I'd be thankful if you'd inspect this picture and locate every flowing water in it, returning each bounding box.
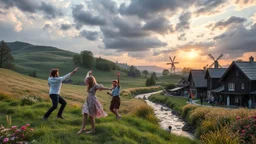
[135,91,195,139]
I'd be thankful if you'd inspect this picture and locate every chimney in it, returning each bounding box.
[249,56,254,63]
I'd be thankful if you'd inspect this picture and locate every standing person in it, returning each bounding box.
[107,72,121,120]
[200,95,203,106]
[211,96,215,107]
[42,67,79,120]
[77,70,110,134]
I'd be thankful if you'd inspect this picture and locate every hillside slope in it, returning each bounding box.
[0,69,195,144]
[7,41,147,88]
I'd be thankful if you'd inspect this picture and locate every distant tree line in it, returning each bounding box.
[73,50,120,71]
[127,65,141,77]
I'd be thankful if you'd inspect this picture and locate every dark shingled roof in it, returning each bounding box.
[234,61,256,80]
[189,70,207,88]
[205,68,227,79]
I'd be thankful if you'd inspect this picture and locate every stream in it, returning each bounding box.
[135,91,195,140]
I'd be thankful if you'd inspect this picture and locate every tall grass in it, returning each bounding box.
[133,105,158,124]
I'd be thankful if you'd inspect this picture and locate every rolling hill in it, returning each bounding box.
[6,41,148,88]
[0,69,195,144]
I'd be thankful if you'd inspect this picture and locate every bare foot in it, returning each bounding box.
[86,130,95,134]
[77,129,86,135]
[117,115,122,121]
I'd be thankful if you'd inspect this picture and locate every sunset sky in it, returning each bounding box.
[0,0,256,70]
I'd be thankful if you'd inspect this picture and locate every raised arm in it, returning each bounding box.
[117,72,120,88]
[60,67,79,82]
[84,70,92,84]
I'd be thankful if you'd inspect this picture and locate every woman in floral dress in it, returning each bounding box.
[77,70,111,134]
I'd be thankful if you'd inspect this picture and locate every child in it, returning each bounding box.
[77,70,111,134]
[107,72,121,120]
[42,67,79,120]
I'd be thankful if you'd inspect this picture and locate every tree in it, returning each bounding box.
[127,65,141,77]
[142,70,149,78]
[162,69,170,75]
[29,70,37,78]
[145,75,156,86]
[80,50,95,68]
[152,72,157,80]
[73,54,81,64]
[181,67,192,74]
[0,41,14,69]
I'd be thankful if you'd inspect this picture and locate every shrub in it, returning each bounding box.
[21,96,41,106]
[181,104,199,119]
[201,126,240,144]
[133,105,158,124]
[231,116,256,143]
[188,107,211,126]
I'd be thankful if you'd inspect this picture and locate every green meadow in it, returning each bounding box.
[0,69,195,144]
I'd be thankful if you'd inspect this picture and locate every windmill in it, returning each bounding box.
[167,56,179,74]
[208,54,223,68]
[203,64,208,70]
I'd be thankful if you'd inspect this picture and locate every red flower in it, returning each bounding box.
[26,124,30,127]
[236,116,241,120]
[242,130,246,133]
[21,126,26,131]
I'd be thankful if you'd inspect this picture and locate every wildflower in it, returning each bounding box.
[21,134,24,138]
[242,130,246,133]
[21,126,26,131]
[26,124,30,127]
[236,116,241,120]
[11,126,17,129]
[10,137,15,141]
[3,138,9,143]
[30,128,34,131]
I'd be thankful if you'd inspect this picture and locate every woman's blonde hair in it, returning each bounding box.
[87,76,97,92]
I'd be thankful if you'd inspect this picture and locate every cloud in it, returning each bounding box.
[143,16,174,35]
[194,0,226,16]
[39,2,63,19]
[233,0,256,8]
[43,24,51,30]
[72,4,106,29]
[197,33,204,38]
[103,37,167,51]
[0,0,63,19]
[60,23,72,30]
[177,33,186,41]
[177,41,215,52]
[176,12,191,31]
[98,0,118,14]
[79,30,100,41]
[0,0,39,13]
[119,0,192,19]
[208,16,247,30]
[213,24,256,58]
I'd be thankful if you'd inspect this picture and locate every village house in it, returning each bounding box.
[220,56,256,108]
[204,68,227,104]
[168,76,189,96]
[188,70,207,98]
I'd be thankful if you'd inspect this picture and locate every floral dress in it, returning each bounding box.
[82,77,107,118]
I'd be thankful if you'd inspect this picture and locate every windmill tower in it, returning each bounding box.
[167,56,179,74]
[208,54,223,68]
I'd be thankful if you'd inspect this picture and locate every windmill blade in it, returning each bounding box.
[169,56,173,62]
[209,62,214,68]
[174,62,179,64]
[205,64,209,68]
[173,56,176,62]
[218,64,223,68]
[208,54,215,61]
[216,54,224,61]
[167,63,172,65]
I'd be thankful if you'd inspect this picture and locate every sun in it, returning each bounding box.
[188,49,198,59]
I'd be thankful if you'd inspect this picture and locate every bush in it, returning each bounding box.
[188,107,211,126]
[231,116,256,143]
[181,104,199,119]
[201,126,240,144]
[133,105,158,124]
[21,96,41,106]
[164,83,176,90]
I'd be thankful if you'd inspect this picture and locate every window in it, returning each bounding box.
[236,70,239,76]
[228,83,235,91]
[235,96,239,103]
[241,83,244,90]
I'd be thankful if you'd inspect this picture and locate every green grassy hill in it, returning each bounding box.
[7,41,148,88]
[0,69,195,144]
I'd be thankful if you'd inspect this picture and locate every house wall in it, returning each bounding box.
[223,66,249,93]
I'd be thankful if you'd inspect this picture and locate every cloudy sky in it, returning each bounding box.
[0,0,256,69]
